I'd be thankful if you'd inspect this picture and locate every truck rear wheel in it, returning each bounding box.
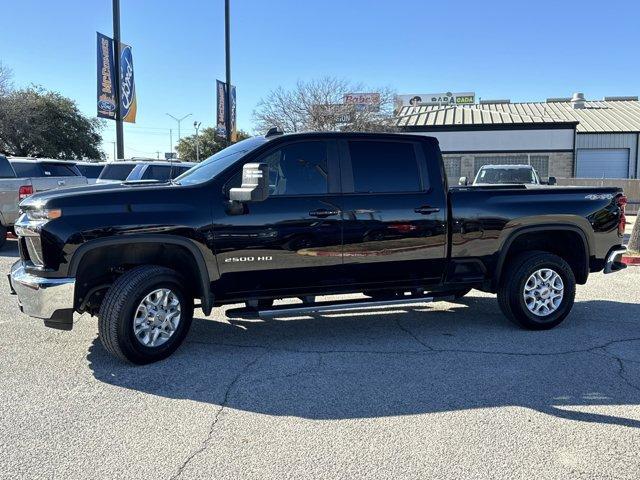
[98,266,194,364]
[497,251,576,330]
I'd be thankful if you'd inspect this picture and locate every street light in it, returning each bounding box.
[193,121,202,162]
[166,113,192,144]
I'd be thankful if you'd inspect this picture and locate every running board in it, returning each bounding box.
[226,294,453,319]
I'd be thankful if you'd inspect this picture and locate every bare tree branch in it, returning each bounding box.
[0,62,13,95]
[253,77,397,134]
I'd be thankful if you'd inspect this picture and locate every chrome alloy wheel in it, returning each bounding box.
[133,288,182,347]
[523,268,564,317]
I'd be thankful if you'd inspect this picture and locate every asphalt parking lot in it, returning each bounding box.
[0,239,639,480]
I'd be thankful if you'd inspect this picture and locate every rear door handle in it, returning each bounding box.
[414,206,440,215]
[309,209,340,218]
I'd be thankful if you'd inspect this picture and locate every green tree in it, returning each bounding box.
[176,127,250,161]
[0,86,104,159]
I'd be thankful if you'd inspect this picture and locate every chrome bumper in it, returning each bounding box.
[604,246,627,274]
[8,261,75,329]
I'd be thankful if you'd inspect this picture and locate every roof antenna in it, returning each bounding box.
[265,127,284,138]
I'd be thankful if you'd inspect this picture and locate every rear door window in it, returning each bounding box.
[40,163,81,177]
[172,166,193,178]
[141,165,172,181]
[77,164,105,178]
[10,162,42,177]
[0,156,16,178]
[347,140,423,193]
[99,164,136,181]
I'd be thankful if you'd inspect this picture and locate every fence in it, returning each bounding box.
[557,178,640,214]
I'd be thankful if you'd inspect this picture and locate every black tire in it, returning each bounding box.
[98,266,194,364]
[0,224,6,249]
[498,251,576,330]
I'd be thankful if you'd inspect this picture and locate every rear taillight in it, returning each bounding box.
[617,194,627,236]
[18,185,33,201]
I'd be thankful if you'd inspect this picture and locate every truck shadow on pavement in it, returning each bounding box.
[87,296,640,428]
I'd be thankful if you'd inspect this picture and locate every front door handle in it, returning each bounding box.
[414,206,440,215]
[309,209,340,218]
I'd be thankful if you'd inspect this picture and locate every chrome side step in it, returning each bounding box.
[225,294,448,319]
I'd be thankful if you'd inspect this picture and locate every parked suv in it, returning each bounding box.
[126,161,196,182]
[8,132,628,364]
[97,161,195,184]
[74,162,106,184]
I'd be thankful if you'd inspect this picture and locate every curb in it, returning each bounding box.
[622,255,640,266]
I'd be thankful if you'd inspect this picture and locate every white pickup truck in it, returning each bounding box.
[0,155,87,248]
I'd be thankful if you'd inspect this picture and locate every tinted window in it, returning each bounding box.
[0,156,16,178]
[77,164,105,178]
[10,162,41,177]
[172,166,193,178]
[142,165,172,181]
[348,141,421,193]
[258,141,328,196]
[99,164,136,180]
[40,163,80,177]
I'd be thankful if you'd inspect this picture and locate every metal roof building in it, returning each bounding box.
[396,95,640,180]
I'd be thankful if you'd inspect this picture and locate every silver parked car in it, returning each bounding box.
[126,161,196,182]
[74,162,106,184]
[97,161,195,184]
[0,156,88,248]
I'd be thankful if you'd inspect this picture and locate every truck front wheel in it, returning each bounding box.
[98,266,194,364]
[497,251,576,330]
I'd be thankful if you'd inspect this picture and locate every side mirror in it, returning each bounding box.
[548,176,557,186]
[458,176,468,186]
[229,163,270,202]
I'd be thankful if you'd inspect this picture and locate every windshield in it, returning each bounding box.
[175,137,267,185]
[99,164,136,181]
[475,167,535,184]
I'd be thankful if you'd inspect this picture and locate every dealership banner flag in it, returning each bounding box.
[119,43,137,123]
[96,33,137,123]
[216,80,236,138]
[96,32,117,119]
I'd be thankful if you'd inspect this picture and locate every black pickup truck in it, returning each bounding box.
[8,131,628,364]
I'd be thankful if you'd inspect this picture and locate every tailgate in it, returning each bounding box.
[31,176,88,192]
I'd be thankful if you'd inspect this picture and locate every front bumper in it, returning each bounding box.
[8,261,75,330]
[604,246,627,274]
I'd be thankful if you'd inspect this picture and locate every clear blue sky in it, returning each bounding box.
[1,0,639,160]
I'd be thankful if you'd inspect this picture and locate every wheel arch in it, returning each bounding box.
[69,235,212,315]
[493,224,591,289]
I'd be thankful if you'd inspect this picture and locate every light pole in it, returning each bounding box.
[112,0,124,160]
[166,113,192,144]
[193,121,202,162]
[224,0,232,146]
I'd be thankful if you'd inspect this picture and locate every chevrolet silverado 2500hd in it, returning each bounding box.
[8,131,628,364]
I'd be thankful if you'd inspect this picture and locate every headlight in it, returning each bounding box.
[26,209,62,221]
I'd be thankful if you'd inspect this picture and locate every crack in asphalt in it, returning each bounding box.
[393,318,435,351]
[169,350,268,480]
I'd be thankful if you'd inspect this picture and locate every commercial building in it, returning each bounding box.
[395,94,640,181]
